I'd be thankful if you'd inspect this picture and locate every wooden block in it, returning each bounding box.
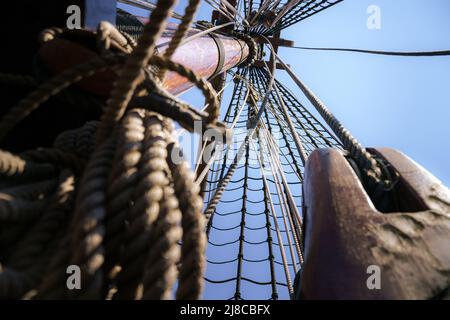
[296,148,450,299]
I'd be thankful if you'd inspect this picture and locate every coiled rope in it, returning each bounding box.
[0,0,218,300]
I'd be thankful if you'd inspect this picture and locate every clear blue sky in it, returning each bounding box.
[119,0,450,299]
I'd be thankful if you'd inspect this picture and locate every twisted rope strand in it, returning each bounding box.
[167,142,206,300]
[141,185,182,299]
[104,109,145,287]
[96,0,178,144]
[69,138,116,299]
[113,114,169,299]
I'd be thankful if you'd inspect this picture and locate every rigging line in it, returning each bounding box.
[234,140,250,300]
[267,0,344,35]
[205,145,225,192]
[206,257,238,265]
[251,69,304,182]
[205,165,248,181]
[230,87,251,130]
[195,144,222,185]
[207,75,250,200]
[241,277,284,286]
[262,156,278,300]
[289,46,450,57]
[206,176,247,184]
[179,21,235,47]
[219,195,247,203]
[210,236,295,247]
[208,238,240,246]
[240,0,248,19]
[249,139,293,295]
[118,0,184,20]
[173,72,236,139]
[211,0,252,26]
[211,224,241,231]
[215,209,266,216]
[204,277,287,287]
[256,109,302,161]
[204,160,245,173]
[246,225,267,231]
[210,69,249,195]
[209,0,233,16]
[203,48,278,225]
[245,238,270,245]
[263,94,306,163]
[195,139,209,173]
[268,0,283,11]
[205,277,236,283]
[269,0,302,27]
[275,53,389,187]
[256,118,304,264]
[246,211,266,216]
[249,0,272,25]
[257,75,328,237]
[204,0,237,24]
[204,70,248,225]
[271,76,341,148]
[255,134,299,273]
[226,70,260,97]
[260,122,305,240]
[270,68,308,165]
[266,103,315,158]
[274,260,298,267]
[256,127,303,265]
[257,113,305,250]
[214,208,242,215]
[269,100,323,150]
[213,69,247,161]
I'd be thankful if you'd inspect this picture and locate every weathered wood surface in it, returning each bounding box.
[297,148,450,300]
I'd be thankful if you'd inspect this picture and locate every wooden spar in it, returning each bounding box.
[157,25,249,95]
[296,147,450,299]
[38,25,249,97]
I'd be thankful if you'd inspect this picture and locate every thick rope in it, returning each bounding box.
[141,184,182,299]
[113,113,175,299]
[0,170,74,298]
[0,150,55,178]
[0,0,222,300]
[167,142,206,300]
[0,54,123,142]
[157,0,202,80]
[276,55,391,188]
[96,0,178,144]
[103,109,145,288]
[69,138,116,299]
